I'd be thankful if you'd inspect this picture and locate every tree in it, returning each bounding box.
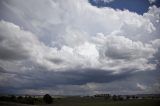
[43,94,53,104]
[112,95,117,101]
[105,94,111,100]
[117,95,123,101]
[9,95,16,102]
[126,96,130,100]
[25,96,34,104]
[17,96,23,103]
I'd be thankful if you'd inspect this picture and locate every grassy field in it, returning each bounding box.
[51,97,160,106]
[1,97,160,106]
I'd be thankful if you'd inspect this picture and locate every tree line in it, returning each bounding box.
[0,94,53,105]
[0,93,159,105]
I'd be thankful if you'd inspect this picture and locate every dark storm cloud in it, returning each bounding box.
[0,68,131,90]
[30,69,129,86]
[46,69,130,85]
[1,67,160,95]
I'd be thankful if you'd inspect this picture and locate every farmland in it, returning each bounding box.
[0,96,160,106]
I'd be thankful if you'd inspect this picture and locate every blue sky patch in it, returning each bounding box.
[89,0,160,14]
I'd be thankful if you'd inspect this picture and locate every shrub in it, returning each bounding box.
[43,94,53,104]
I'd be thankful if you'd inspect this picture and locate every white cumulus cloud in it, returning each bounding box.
[0,0,160,73]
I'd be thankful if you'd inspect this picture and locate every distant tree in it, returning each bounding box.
[9,95,16,102]
[17,96,23,100]
[132,95,136,99]
[105,94,111,100]
[117,95,123,101]
[0,96,8,101]
[17,96,23,103]
[43,94,53,104]
[126,96,130,100]
[24,96,34,104]
[112,95,117,101]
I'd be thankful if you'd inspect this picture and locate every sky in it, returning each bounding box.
[90,0,160,14]
[0,0,160,95]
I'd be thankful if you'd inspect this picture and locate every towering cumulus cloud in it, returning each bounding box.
[0,0,160,95]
